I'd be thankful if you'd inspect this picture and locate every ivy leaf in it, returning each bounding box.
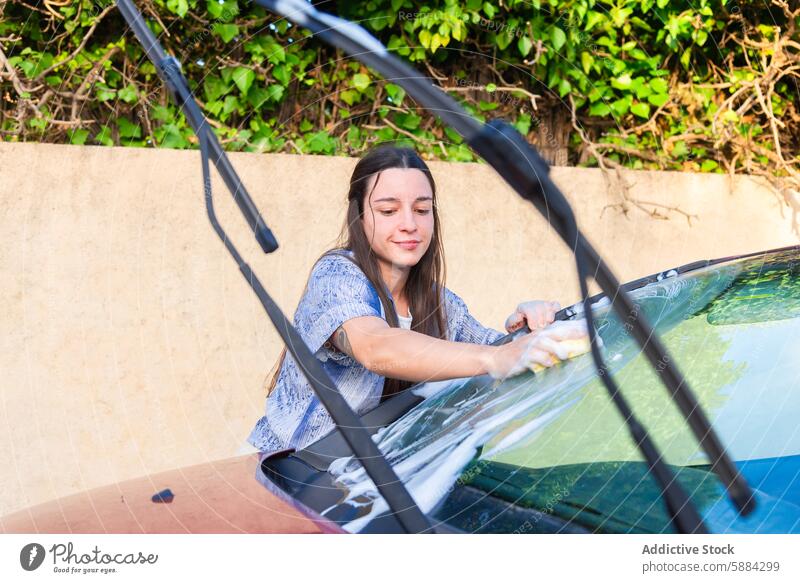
[213,24,239,43]
[631,102,651,118]
[232,67,255,95]
[117,117,142,139]
[581,52,594,74]
[680,46,692,69]
[150,105,170,122]
[95,86,116,102]
[512,113,531,135]
[611,96,632,116]
[352,73,371,92]
[630,16,654,32]
[117,84,138,104]
[451,20,465,42]
[496,29,513,51]
[585,11,604,31]
[339,89,358,106]
[589,102,612,116]
[26,52,54,77]
[694,29,708,46]
[721,110,739,123]
[419,29,432,49]
[94,126,114,146]
[518,36,533,57]
[670,140,688,158]
[207,0,239,21]
[430,33,443,53]
[28,117,47,132]
[388,34,411,56]
[647,93,669,107]
[204,75,232,102]
[558,78,571,98]
[306,131,337,154]
[159,124,189,149]
[587,86,605,103]
[444,126,463,144]
[247,87,271,109]
[266,42,286,65]
[222,95,240,118]
[69,128,89,145]
[633,79,652,99]
[166,0,189,18]
[648,78,669,94]
[346,125,362,146]
[611,74,633,90]
[551,27,567,51]
[272,65,291,86]
[265,84,285,102]
[385,83,406,105]
[394,112,422,130]
[610,6,633,28]
[701,159,719,172]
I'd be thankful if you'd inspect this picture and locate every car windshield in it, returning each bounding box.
[321,247,800,533]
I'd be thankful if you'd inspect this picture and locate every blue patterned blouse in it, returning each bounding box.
[246,249,504,454]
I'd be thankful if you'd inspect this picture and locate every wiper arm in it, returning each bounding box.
[255,0,755,529]
[116,0,433,534]
[118,4,277,254]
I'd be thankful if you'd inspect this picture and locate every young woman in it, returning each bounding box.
[246,145,587,454]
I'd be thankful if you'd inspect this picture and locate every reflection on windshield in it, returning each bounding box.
[323,249,800,533]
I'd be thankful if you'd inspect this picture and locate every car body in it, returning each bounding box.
[3,245,799,534]
[0,452,337,534]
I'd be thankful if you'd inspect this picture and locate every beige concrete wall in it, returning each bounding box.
[0,141,796,517]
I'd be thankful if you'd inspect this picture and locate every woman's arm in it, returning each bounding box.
[331,316,587,383]
[332,317,489,381]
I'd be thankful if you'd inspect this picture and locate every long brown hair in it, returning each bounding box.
[265,144,448,401]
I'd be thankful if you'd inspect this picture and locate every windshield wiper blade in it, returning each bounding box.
[255,0,755,529]
[116,0,434,534]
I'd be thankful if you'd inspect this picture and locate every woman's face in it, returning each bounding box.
[361,167,435,273]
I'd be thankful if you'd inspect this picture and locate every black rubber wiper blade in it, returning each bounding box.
[115,0,433,534]
[255,0,755,529]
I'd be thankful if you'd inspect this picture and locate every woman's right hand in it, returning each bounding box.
[484,320,592,380]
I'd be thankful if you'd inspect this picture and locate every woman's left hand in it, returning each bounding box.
[504,300,561,333]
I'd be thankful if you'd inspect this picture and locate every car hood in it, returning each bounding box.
[1,454,336,534]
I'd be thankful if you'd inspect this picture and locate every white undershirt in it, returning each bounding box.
[397,308,413,330]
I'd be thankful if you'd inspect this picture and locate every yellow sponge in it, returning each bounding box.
[526,321,595,373]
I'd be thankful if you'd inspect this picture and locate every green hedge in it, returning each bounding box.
[1,1,798,184]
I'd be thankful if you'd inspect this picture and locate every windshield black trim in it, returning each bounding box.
[567,244,800,320]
